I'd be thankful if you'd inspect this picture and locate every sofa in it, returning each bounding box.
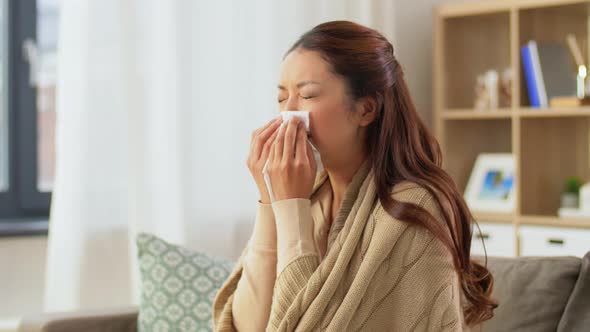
[18,251,590,332]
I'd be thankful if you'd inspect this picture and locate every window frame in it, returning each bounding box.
[0,0,50,232]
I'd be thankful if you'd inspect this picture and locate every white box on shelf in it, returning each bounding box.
[471,222,516,257]
[580,182,590,210]
[558,207,590,218]
[520,225,590,257]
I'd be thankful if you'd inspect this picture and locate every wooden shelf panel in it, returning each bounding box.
[437,0,587,18]
[520,117,590,216]
[519,215,590,229]
[517,107,590,117]
[442,119,512,193]
[473,212,514,223]
[443,109,513,119]
[437,2,510,18]
[443,12,511,109]
[442,107,590,118]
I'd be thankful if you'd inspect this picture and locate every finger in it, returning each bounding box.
[268,138,275,170]
[253,117,282,160]
[295,122,308,164]
[261,128,279,162]
[282,117,299,162]
[261,116,281,132]
[275,121,286,162]
[250,117,282,149]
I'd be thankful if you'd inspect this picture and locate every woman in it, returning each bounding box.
[213,20,497,331]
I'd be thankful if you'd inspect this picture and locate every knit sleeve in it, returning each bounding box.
[267,198,320,330]
[271,198,318,273]
[213,201,278,332]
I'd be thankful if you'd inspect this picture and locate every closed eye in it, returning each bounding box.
[278,95,314,103]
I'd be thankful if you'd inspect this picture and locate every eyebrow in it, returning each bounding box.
[277,80,321,90]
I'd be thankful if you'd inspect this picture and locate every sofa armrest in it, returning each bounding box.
[558,251,590,332]
[18,307,138,332]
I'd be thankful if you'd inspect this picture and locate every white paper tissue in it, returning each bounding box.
[262,111,323,202]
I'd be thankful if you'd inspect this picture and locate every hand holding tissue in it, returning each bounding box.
[262,111,323,202]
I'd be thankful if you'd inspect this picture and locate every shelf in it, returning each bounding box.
[443,109,512,119]
[442,119,512,193]
[443,11,511,109]
[519,2,589,107]
[435,0,590,249]
[520,117,590,216]
[473,212,514,223]
[519,215,590,229]
[517,107,590,117]
[437,0,586,18]
[442,108,590,119]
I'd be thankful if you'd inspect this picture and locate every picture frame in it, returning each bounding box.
[464,153,515,213]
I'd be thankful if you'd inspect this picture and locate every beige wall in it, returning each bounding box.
[0,236,47,318]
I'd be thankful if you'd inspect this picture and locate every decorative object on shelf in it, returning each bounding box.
[474,70,497,110]
[558,178,590,218]
[561,176,582,208]
[474,68,512,111]
[499,68,512,108]
[521,40,577,108]
[550,34,590,107]
[558,206,590,218]
[464,153,515,213]
[566,34,586,99]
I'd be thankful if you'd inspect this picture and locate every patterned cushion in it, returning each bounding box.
[136,233,235,332]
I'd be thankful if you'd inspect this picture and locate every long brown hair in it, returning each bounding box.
[286,20,497,326]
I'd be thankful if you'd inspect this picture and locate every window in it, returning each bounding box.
[0,1,7,192]
[36,0,58,192]
[0,0,59,227]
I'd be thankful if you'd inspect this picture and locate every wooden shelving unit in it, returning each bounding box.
[433,0,590,232]
[519,215,590,228]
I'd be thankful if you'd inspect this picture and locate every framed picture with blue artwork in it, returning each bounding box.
[464,153,515,213]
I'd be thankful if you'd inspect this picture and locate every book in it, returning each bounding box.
[521,41,546,107]
[521,40,577,108]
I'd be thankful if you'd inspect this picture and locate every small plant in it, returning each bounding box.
[564,176,583,194]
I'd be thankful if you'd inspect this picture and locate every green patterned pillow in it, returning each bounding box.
[136,232,235,332]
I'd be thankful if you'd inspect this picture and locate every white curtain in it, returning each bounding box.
[44,0,396,312]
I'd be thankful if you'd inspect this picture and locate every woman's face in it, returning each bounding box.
[277,48,368,168]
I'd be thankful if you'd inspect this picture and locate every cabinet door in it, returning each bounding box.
[471,222,516,257]
[520,225,590,257]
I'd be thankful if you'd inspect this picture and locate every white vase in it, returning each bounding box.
[561,192,579,209]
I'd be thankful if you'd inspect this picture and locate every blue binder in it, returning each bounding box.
[521,41,548,108]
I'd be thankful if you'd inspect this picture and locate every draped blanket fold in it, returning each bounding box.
[214,160,466,331]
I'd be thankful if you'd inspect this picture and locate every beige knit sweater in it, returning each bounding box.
[213,158,466,331]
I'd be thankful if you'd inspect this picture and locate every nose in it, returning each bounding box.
[283,95,300,112]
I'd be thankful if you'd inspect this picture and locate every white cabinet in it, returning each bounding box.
[520,225,590,257]
[471,222,516,257]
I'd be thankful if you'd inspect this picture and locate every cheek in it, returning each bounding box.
[308,106,352,147]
